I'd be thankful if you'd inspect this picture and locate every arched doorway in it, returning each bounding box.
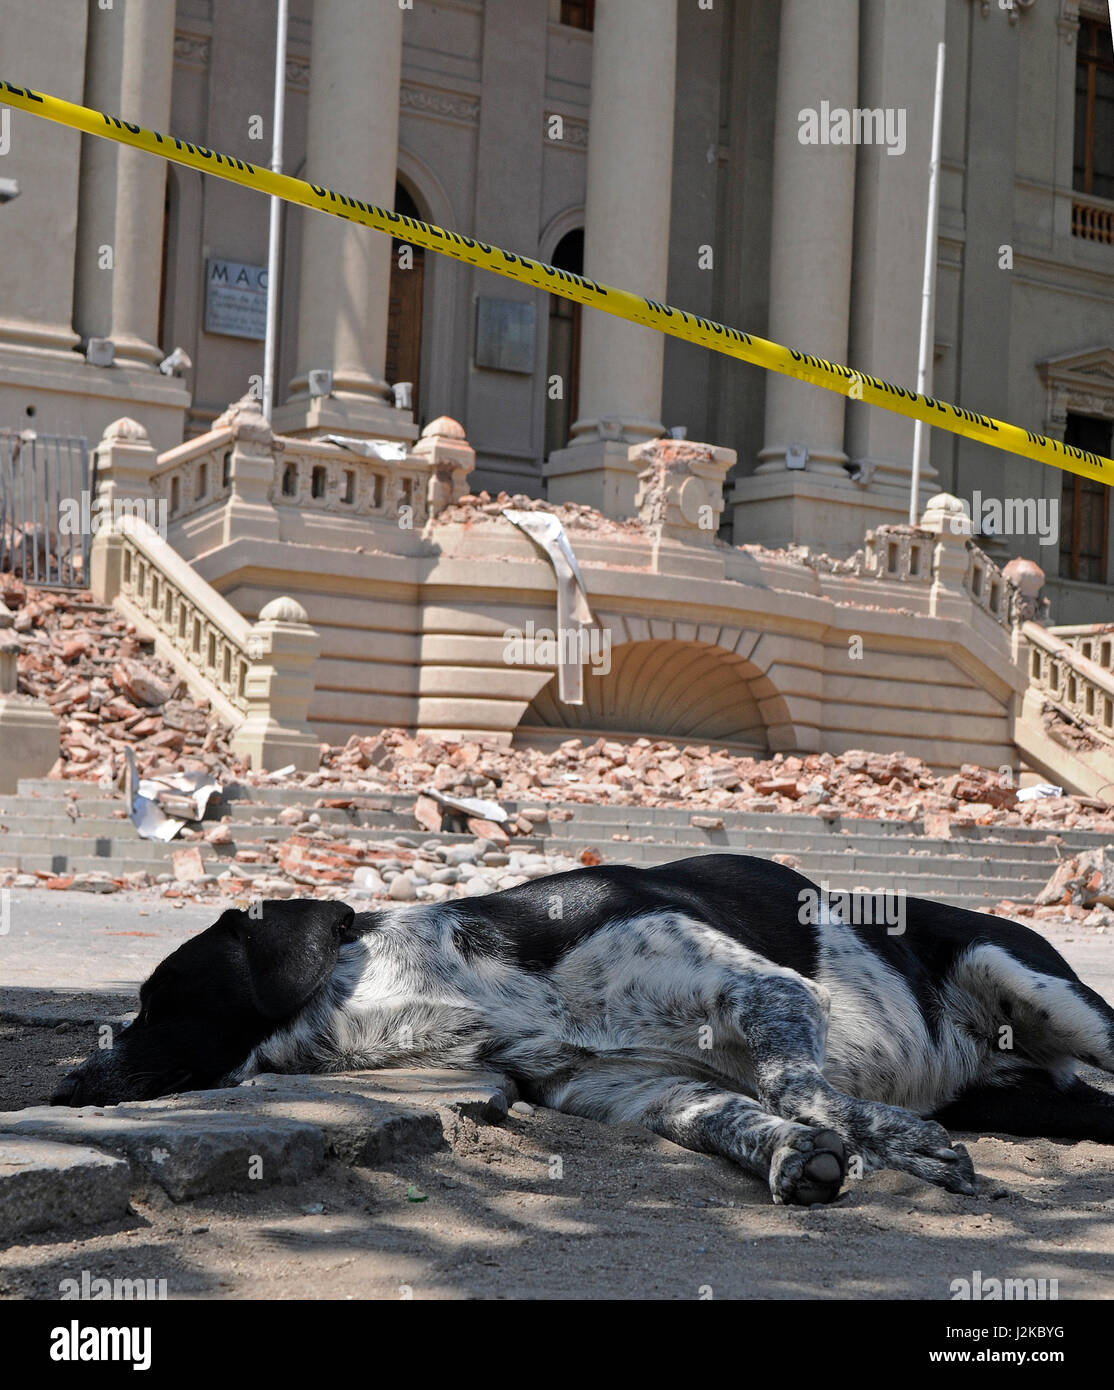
[544,228,584,461]
[517,638,769,752]
[386,180,425,419]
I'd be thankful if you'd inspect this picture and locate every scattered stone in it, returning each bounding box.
[0,1105,324,1202]
[0,1136,131,1240]
[413,794,443,834]
[171,846,206,883]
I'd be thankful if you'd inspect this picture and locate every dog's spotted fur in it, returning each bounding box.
[53,855,1114,1204]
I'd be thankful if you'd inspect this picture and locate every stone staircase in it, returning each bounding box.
[2,778,1110,912]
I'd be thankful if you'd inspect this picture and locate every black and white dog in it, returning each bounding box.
[53,855,1114,1205]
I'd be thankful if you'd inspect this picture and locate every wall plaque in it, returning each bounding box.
[205,258,268,340]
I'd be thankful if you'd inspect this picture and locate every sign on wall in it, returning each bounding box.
[204,258,268,340]
[474,297,536,374]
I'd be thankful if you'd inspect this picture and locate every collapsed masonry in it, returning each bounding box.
[1,403,1113,918]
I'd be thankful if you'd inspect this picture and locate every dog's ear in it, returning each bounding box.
[223,900,356,1020]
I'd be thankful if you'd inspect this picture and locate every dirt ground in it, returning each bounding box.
[2,1006,1114,1300]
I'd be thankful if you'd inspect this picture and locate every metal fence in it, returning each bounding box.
[0,431,91,588]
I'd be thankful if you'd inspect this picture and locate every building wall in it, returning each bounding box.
[0,0,1111,621]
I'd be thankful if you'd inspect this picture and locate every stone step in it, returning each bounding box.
[0,807,1072,864]
[0,816,1060,872]
[12,778,1114,843]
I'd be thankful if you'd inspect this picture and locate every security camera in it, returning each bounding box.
[85,337,115,368]
[308,368,334,399]
[0,178,19,204]
[158,346,192,377]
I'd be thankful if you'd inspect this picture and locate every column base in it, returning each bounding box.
[0,696,60,793]
[0,344,189,456]
[230,718,322,774]
[272,393,418,445]
[731,469,931,557]
[544,439,646,517]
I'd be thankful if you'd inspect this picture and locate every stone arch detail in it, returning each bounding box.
[515,615,789,750]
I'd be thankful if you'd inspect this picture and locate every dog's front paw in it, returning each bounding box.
[863,1115,979,1196]
[769,1126,848,1206]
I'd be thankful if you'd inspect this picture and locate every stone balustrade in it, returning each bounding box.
[150,429,234,525]
[1043,623,1114,675]
[96,510,322,771]
[860,524,933,584]
[1022,620,1114,746]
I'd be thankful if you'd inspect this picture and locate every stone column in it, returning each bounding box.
[109,0,176,368]
[274,0,414,442]
[545,0,678,516]
[731,0,870,555]
[759,0,859,477]
[845,0,944,504]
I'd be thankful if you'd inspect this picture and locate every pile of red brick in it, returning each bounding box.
[4,578,245,786]
[6,580,1113,841]
[310,727,1114,834]
[435,489,645,536]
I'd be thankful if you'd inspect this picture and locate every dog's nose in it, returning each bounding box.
[50,1074,82,1106]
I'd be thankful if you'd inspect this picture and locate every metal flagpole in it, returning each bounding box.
[910,41,946,524]
[261,0,290,424]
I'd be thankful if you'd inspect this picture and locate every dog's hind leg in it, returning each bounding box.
[538,1064,850,1205]
[948,942,1114,1079]
[932,1066,1114,1142]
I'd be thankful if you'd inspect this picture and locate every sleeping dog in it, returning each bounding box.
[52,854,1114,1205]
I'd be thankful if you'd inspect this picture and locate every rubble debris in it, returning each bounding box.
[1035,850,1114,910]
[312,732,1114,834]
[1016,782,1063,802]
[4,578,246,786]
[124,747,222,841]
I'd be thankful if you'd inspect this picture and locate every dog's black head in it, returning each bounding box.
[51,899,356,1107]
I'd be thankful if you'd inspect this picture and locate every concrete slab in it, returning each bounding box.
[0,1135,130,1241]
[0,1105,325,1202]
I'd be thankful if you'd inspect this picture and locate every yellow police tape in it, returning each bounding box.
[2,77,1109,489]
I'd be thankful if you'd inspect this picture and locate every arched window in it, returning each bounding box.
[544,228,584,460]
[386,180,425,418]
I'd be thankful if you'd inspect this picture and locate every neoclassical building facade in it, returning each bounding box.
[1,0,1113,620]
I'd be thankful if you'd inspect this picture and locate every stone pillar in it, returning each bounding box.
[0,0,86,360]
[731,0,868,556]
[88,417,158,604]
[273,0,414,442]
[845,0,944,504]
[759,0,859,478]
[109,0,176,368]
[216,396,282,546]
[921,492,974,622]
[413,416,475,517]
[632,438,735,578]
[232,598,322,772]
[545,0,678,516]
